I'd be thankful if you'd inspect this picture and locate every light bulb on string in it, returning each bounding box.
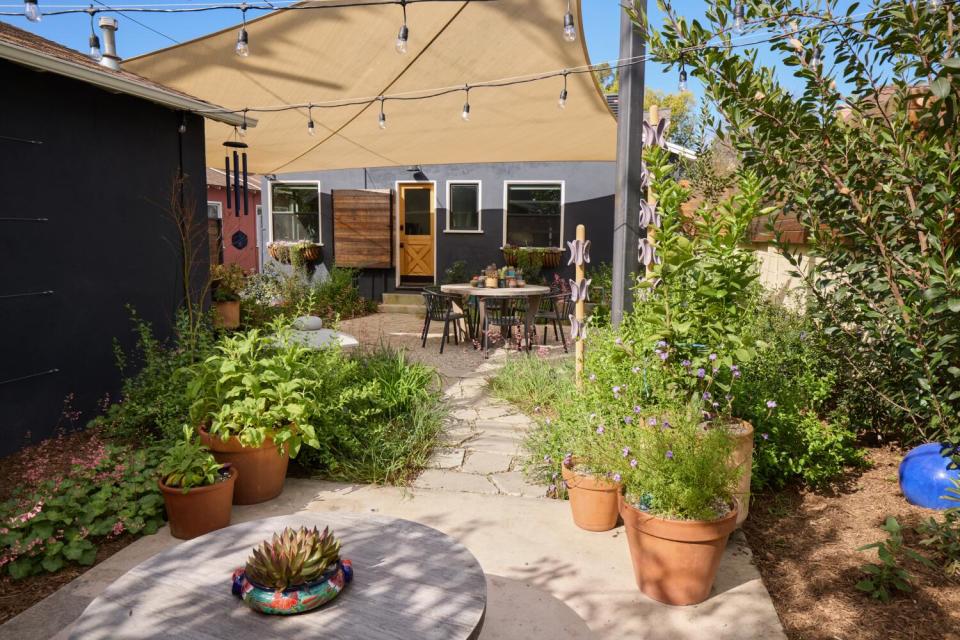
[239,111,248,137]
[563,1,576,42]
[306,104,315,136]
[378,98,387,129]
[87,8,101,61]
[396,0,409,53]
[558,71,568,109]
[461,86,471,121]
[24,0,41,22]
[927,0,942,9]
[235,6,249,57]
[810,45,822,69]
[678,54,687,92]
[733,2,745,34]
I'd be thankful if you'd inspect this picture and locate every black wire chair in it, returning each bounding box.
[535,291,569,353]
[421,290,465,354]
[482,296,529,359]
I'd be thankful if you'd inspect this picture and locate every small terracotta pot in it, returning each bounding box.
[199,430,289,505]
[619,494,738,606]
[214,300,240,329]
[561,461,620,532]
[159,466,237,540]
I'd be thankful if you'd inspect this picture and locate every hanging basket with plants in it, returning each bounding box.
[501,245,564,269]
[268,241,322,265]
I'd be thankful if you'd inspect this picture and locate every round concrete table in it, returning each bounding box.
[69,513,486,640]
[441,283,551,352]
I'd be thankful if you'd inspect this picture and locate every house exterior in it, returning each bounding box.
[205,168,262,273]
[0,22,240,455]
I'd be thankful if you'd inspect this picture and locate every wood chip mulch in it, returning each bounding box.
[743,446,960,640]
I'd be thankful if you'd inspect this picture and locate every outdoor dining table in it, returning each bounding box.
[68,513,486,640]
[440,283,552,349]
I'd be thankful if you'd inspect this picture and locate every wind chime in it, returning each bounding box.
[223,118,251,217]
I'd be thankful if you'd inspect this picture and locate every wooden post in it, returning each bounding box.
[645,103,659,280]
[575,223,586,389]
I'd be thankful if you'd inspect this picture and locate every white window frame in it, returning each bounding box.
[501,180,565,249]
[267,180,323,245]
[444,180,483,234]
[206,200,223,219]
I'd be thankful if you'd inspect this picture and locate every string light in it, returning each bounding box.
[396,0,408,53]
[239,110,248,136]
[86,7,101,60]
[235,5,249,57]
[306,104,315,136]
[378,97,387,129]
[733,1,745,34]
[928,0,942,9]
[562,0,575,42]
[810,45,822,69]
[24,0,40,21]
[678,55,687,91]
[461,85,470,121]
[558,71,568,109]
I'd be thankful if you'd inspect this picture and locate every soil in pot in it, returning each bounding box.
[619,494,738,606]
[561,461,620,532]
[160,465,237,540]
[214,300,240,329]
[199,430,289,505]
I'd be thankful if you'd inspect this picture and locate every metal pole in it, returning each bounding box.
[611,0,647,326]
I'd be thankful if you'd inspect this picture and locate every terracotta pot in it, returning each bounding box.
[729,420,754,526]
[199,430,289,505]
[561,462,620,532]
[619,494,738,606]
[159,466,237,540]
[214,300,240,329]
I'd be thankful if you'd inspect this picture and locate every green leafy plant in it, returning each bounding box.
[241,265,375,326]
[649,0,960,443]
[211,263,246,303]
[0,442,164,579]
[245,526,341,589]
[158,428,224,492]
[857,517,933,602]
[441,260,470,285]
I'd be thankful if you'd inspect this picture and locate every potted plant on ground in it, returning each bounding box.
[604,402,741,606]
[558,407,621,532]
[183,323,323,504]
[211,263,246,329]
[158,428,237,539]
[231,525,353,615]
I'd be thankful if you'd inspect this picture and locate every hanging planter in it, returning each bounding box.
[501,246,564,269]
[268,241,322,264]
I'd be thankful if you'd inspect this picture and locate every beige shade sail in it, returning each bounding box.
[124,0,616,174]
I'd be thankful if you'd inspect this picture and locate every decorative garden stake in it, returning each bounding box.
[566,238,591,266]
[641,104,663,280]
[570,224,588,388]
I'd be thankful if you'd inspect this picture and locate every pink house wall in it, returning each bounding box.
[207,185,260,273]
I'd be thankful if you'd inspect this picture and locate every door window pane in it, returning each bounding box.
[505,184,562,247]
[271,183,320,242]
[404,188,431,236]
[448,183,480,231]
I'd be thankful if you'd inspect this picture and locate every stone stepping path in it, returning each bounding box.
[414,374,548,498]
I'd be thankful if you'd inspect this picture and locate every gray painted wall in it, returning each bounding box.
[271,161,615,298]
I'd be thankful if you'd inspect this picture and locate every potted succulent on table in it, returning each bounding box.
[210,263,246,329]
[231,525,353,615]
[184,325,322,504]
[605,402,741,606]
[158,428,237,540]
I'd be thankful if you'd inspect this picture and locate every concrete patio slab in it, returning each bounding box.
[2,480,785,640]
[461,451,514,474]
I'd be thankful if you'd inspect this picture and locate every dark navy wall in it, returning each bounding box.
[0,59,208,456]
[274,161,615,297]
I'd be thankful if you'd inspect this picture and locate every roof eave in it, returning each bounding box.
[0,40,253,128]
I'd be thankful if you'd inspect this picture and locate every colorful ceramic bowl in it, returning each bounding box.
[231,559,353,615]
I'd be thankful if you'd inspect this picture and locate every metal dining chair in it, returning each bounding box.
[421,290,465,354]
[481,296,529,359]
[535,290,569,353]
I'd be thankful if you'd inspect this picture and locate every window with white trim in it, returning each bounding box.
[504,183,562,248]
[271,183,321,243]
[446,182,481,232]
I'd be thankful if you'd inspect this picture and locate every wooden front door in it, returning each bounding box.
[398,184,434,279]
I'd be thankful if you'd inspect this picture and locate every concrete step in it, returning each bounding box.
[378,303,425,317]
[382,292,424,305]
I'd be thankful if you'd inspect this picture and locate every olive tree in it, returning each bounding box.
[644,0,960,440]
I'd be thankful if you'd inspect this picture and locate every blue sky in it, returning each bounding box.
[2,0,703,96]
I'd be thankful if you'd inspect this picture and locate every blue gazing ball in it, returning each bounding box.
[898,443,960,510]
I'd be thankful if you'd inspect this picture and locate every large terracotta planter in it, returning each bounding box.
[214,300,240,329]
[619,494,738,606]
[729,420,754,526]
[159,466,237,540]
[561,461,620,532]
[199,430,289,505]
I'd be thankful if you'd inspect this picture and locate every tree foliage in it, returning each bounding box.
[647,0,960,441]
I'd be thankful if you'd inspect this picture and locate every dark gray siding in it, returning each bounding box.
[274,161,615,297]
[0,59,208,455]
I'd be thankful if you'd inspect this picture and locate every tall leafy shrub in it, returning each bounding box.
[649,0,960,441]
